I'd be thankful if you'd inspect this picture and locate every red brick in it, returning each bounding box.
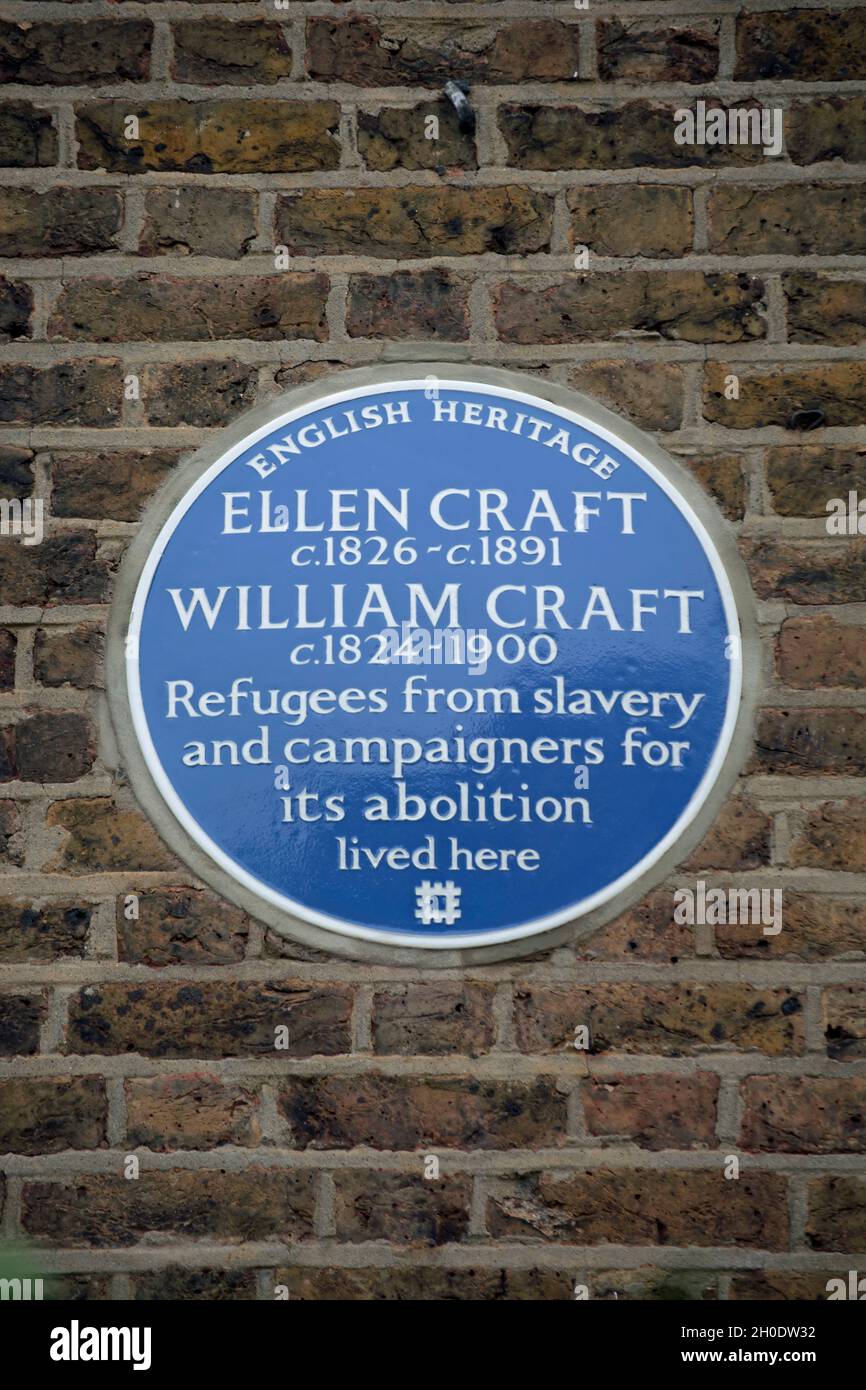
[0,19,152,84]
[49,449,178,522]
[67,980,353,1058]
[580,1073,719,1149]
[495,274,765,345]
[21,1169,315,1246]
[488,1170,788,1247]
[790,799,866,872]
[117,887,249,966]
[751,709,866,775]
[0,992,47,1056]
[0,188,123,257]
[807,1176,866,1251]
[279,1074,566,1150]
[777,616,866,689]
[684,797,772,871]
[171,20,292,84]
[372,984,496,1056]
[334,1172,470,1245]
[741,1076,866,1153]
[307,18,580,85]
[515,983,804,1056]
[597,19,719,83]
[78,100,340,174]
[736,8,866,81]
[346,270,470,341]
[49,274,329,343]
[824,987,866,1061]
[0,1076,106,1154]
[125,1076,262,1150]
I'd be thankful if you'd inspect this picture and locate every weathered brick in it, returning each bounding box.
[495,274,765,345]
[334,1172,470,1245]
[67,981,353,1058]
[275,1266,572,1300]
[171,20,292,84]
[708,184,866,256]
[741,1076,866,1153]
[704,361,866,429]
[117,887,249,966]
[0,19,152,84]
[716,892,866,961]
[684,797,772,871]
[499,101,764,171]
[49,274,329,343]
[21,1169,315,1246]
[77,101,340,174]
[735,8,866,81]
[825,987,866,1060]
[597,19,719,83]
[778,616,866,690]
[279,1074,566,1149]
[807,1176,866,1251]
[125,1076,262,1150]
[0,1076,106,1154]
[0,725,17,781]
[140,361,258,425]
[133,1268,257,1301]
[566,360,684,432]
[785,274,866,346]
[488,1170,787,1248]
[46,797,175,873]
[50,448,178,521]
[307,18,580,85]
[140,187,257,259]
[580,1073,719,1150]
[0,102,57,167]
[0,800,23,865]
[685,453,747,521]
[0,444,34,496]
[358,100,476,172]
[515,983,804,1056]
[346,270,470,341]
[274,360,350,391]
[731,1271,835,1300]
[575,886,697,963]
[0,188,122,257]
[591,1269,718,1301]
[34,625,103,690]
[0,628,15,689]
[0,992,46,1056]
[46,1274,112,1302]
[752,709,866,776]
[0,899,91,962]
[791,799,866,872]
[568,185,693,259]
[0,361,121,426]
[743,538,866,606]
[10,711,94,784]
[767,445,866,518]
[788,96,866,166]
[0,277,32,342]
[277,186,552,258]
[372,984,496,1055]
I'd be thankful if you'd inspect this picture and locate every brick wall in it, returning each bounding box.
[0,0,864,1301]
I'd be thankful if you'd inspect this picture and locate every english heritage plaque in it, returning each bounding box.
[109,366,756,959]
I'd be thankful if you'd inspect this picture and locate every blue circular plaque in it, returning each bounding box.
[115,369,750,953]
